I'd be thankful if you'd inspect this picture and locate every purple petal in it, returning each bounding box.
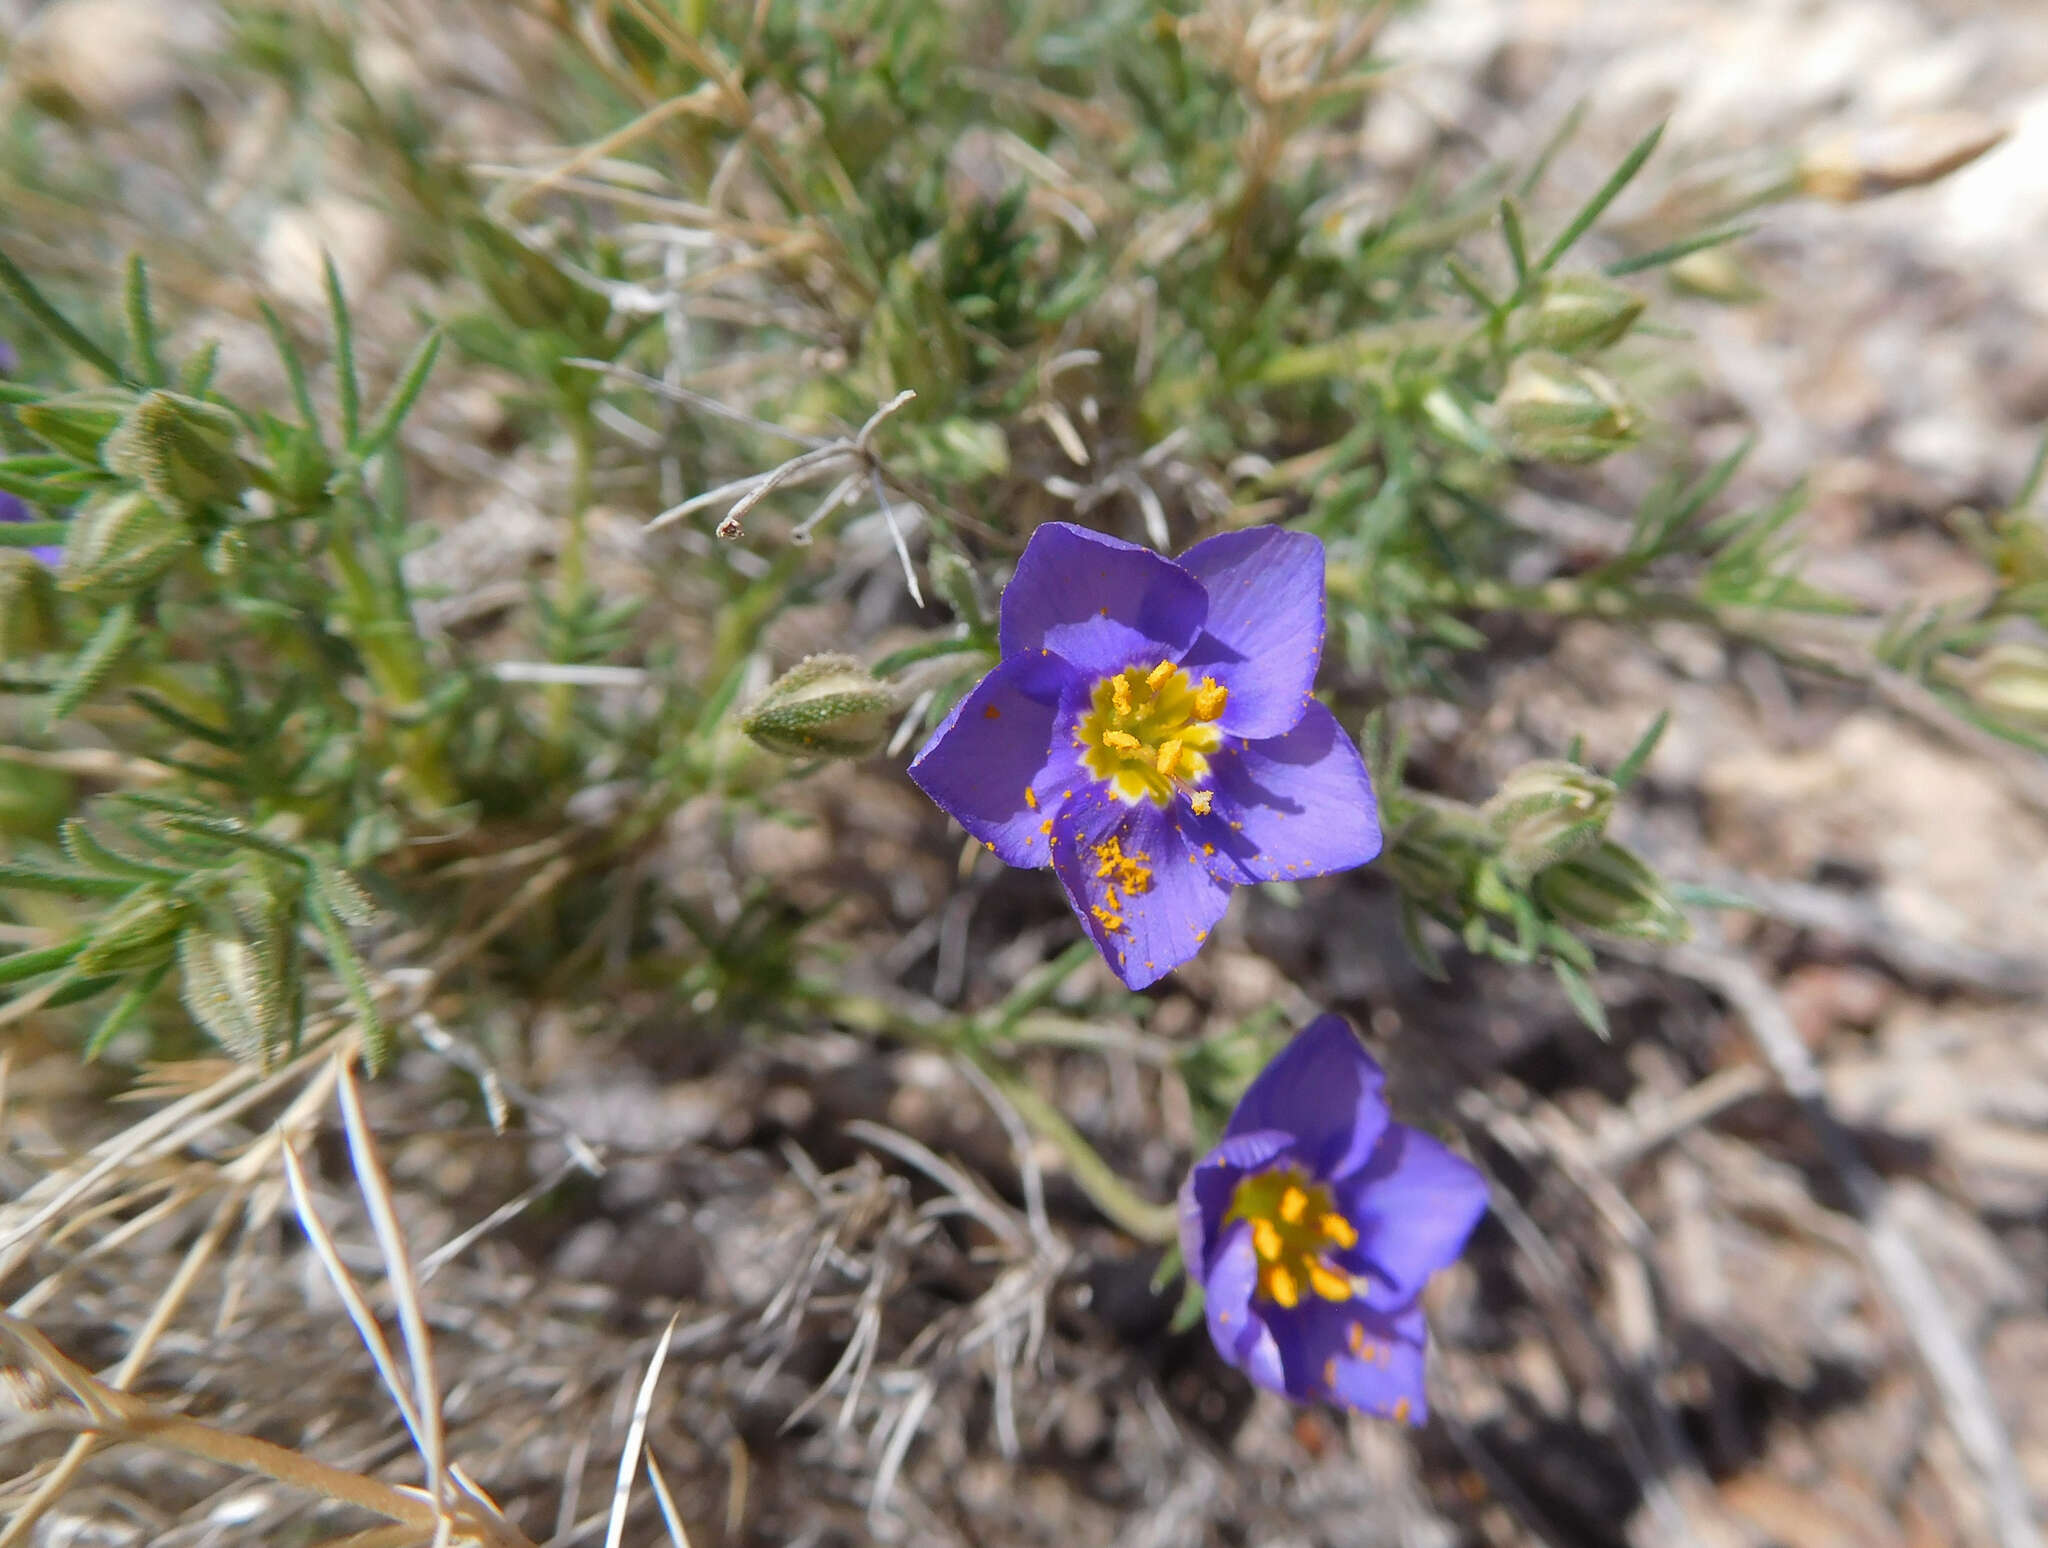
[1175,527,1326,739]
[909,652,1082,866]
[1178,1127,1294,1276]
[1334,1122,1490,1308]
[998,523,1208,679]
[1049,787,1233,990]
[1200,703,1381,883]
[1203,1226,1285,1393]
[1274,1298,1431,1422]
[1223,1015,1389,1179]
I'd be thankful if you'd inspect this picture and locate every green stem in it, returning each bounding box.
[973,1057,1178,1243]
[324,509,457,811]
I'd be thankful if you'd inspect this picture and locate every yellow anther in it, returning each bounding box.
[1023,787,1037,810]
[1155,737,1183,777]
[1227,1166,1359,1314]
[1193,677,1228,720]
[1309,1262,1353,1302]
[1145,659,1175,690]
[1104,885,1121,910]
[1090,904,1124,934]
[1347,1322,1367,1355]
[1189,790,1213,816]
[1111,673,1134,717]
[1101,729,1143,753]
[1392,1396,1412,1423]
[1252,1218,1284,1261]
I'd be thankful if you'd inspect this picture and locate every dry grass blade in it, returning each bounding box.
[280,1133,430,1451]
[604,1312,682,1548]
[644,1454,695,1548]
[337,1059,451,1543]
[1668,942,2044,1548]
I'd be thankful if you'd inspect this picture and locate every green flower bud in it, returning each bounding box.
[176,907,291,1066]
[15,388,137,464]
[1964,642,2048,727]
[1517,274,1645,356]
[1668,248,1761,303]
[1534,840,1687,942]
[60,489,193,597]
[0,550,59,658]
[103,390,246,515]
[1497,353,1640,464]
[740,653,896,759]
[1483,760,1616,879]
[76,888,189,975]
[928,547,989,630]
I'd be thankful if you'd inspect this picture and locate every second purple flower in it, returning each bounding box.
[910,522,1379,989]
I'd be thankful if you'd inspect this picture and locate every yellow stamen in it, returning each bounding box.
[1023,787,1037,810]
[1309,1262,1353,1302]
[1155,737,1183,777]
[1091,905,1123,934]
[1226,1166,1361,1314]
[1145,659,1174,690]
[1101,729,1142,753]
[1189,789,1213,816]
[1193,678,1228,720]
[1392,1396,1411,1423]
[1111,673,1134,717]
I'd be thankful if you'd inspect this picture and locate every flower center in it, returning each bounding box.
[1076,659,1227,808]
[1225,1165,1360,1309]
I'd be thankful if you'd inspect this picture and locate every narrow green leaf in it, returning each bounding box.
[1605,222,1755,278]
[1553,958,1610,1038]
[178,340,220,398]
[2014,430,2048,513]
[1518,98,1588,198]
[47,598,137,724]
[60,819,188,883]
[324,252,360,447]
[0,863,134,897]
[128,688,240,748]
[0,939,86,986]
[1611,711,1670,789]
[308,892,387,1070]
[1443,253,1499,316]
[257,299,321,437]
[353,328,442,459]
[1499,198,1530,288]
[84,959,172,1058]
[1537,121,1665,273]
[124,255,166,386]
[0,243,129,382]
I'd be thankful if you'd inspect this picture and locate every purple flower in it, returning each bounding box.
[0,491,60,567]
[909,522,1379,989]
[1178,1016,1488,1422]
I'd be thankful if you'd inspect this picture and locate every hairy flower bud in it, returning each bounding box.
[60,489,193,597]
[0,550,58,658]
[1517,275,1645,356]
[103,389,246,515]
[1496,353,1639,463]
[1483,760,1616,878]
[1964,642,2048,727]
[15,388,136,464]
[1534,840,1687,942]
[740,654,896,759]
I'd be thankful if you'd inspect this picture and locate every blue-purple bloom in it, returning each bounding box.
[0,491,60,567]
[1179,1016,1488,1423]
[909,522,1379,989]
